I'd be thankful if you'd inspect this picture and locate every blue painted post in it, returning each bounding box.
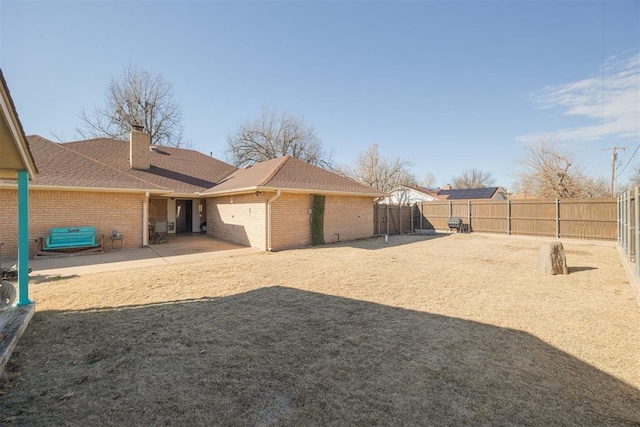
[17,169,31,306]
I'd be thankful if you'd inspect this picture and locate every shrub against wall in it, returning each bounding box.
[311,194,325,245]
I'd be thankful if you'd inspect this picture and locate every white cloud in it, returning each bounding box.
[517,51,640,143]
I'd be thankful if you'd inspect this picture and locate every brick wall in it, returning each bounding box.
[0,188,145,257]
[205,192,376,252]
[206,193,268,249]
[269,194,375,250]
[324,195,375,243]
[269,193,313,250]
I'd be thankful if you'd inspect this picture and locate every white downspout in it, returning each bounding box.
[143,191,149,246]
[267,189,282,251]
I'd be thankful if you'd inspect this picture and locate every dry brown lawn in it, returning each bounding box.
[1,233,639,426]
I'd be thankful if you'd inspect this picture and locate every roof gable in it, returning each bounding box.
[203,156,386,197]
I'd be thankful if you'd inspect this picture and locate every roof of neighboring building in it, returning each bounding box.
[202,156,387,197]
[9,136,166,191]
[437,187,501,200]
[404,184,440,197]
[62,137,238,195]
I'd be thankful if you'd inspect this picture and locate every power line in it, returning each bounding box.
[616,143,640,179]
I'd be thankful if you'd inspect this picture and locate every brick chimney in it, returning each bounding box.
[129,125,150,170]
[442,184,452,191]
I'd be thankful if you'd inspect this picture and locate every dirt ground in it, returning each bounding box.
[1,233,639,426]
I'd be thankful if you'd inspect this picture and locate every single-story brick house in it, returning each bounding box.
[0,129,385,257]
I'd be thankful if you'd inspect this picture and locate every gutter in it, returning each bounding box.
[202,185,387,199]
[0,183,167,195]
[266,189,281,251]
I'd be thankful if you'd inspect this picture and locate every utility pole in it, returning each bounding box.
[601,146,626,196]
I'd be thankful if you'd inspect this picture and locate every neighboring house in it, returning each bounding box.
[0,129,386,257]
[385,185,439,204]
[384,185,507,204]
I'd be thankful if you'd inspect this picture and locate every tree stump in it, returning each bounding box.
[538,242,569,275]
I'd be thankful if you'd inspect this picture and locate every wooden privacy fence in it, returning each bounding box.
[375,198,617,241]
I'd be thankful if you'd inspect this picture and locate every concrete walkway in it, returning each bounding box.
[11,235,260,278]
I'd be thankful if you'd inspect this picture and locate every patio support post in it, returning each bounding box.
[17,169,31,306]
[142,191,149,246]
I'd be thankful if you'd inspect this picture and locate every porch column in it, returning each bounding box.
[17,169,31,306]
[142,191,149,246]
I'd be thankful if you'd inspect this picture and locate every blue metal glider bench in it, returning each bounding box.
[37,226,104,256]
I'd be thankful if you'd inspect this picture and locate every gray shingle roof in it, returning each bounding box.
[62,138,238,194]
[202,156,387,197]
[10,136,166,190]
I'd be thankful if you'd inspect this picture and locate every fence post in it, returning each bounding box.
[616,194,619,243]
[420,202,423,230]
[506,199,511,235]
[555,198,560,238]
[386,204,390,236]
[633,185,640,276]
[627,191,633,261]
[467,201,471,230]
[448,201,452,219]
[622,192,628,252]
[399,205,402,234]
[410,203,414,234]
[377,204,381,236]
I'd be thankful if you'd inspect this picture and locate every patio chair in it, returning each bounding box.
[153,221,169,244]
[111,230,124,250]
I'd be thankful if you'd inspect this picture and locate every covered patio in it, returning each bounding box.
[0,69,38,373]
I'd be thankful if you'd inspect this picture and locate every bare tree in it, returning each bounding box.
[451,168,495,189]
[226,108,332,168]
[78,65,186,147]
[349,144,416,193]
[515,138,610,198]
[421,172,436,188]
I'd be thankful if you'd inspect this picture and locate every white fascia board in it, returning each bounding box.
[0,183,170,195]
[201,185,387,198]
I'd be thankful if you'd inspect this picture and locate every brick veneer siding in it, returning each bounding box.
[270,194,375,250]
[206,193,269,249]
[323,195,375,244]
[206,192,376,251]
[269,193,313,250]
[0,188,145,257]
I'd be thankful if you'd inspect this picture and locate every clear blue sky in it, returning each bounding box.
[1,0,638,191]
